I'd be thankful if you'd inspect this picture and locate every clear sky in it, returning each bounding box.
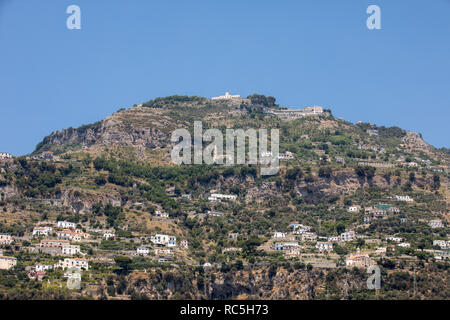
[1,0,449,155]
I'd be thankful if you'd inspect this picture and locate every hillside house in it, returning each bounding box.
[35,264,53,272]
[62,245,81,256]
[340,231,356,242]
[0,234,13,245]
[433,240,450,250]
[375,247,387,255]
[57,230,82,242]
[348,205,361,213]
[346,254,375,268]
[328,236,339,242]
[155,210,169,218]
[207,210,225,217]
[429,220,444,229]
[180,240,189,249]
[137,247,150,256]
[57,221,76,229]
[398,242,410,248]
[273,232,286,239]
[228,233,239,241]
[56,258,89,270]
[395,195,413,202]
[301,232,317,242]
[103,232,116,240]
[316,242,333,252]
[32,227,53,237]
[0,256,16,270]
[386,236,403,243]
[208,193,237,202]
[278,151,294,160]
[0,152,12,160]
[151,234,177,247]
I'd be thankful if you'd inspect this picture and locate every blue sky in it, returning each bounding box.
[1,0,449,155]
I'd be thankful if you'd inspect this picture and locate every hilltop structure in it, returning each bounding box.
[211,92,241,101]
[265,106,324,120]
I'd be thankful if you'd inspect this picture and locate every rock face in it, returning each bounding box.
[34,108,171,154]
[402,131,433,154]
[52,190,122,214]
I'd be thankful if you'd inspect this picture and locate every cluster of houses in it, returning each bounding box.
[0,152,12,160]
[271,226,359,258]
[136,235,188,263]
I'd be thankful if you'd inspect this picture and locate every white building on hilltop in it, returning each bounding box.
[0,153,12,160]
[211,92,241,100]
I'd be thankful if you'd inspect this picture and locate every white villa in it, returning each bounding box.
[0,152,12,160]
[278,151,294,160]
[151,234,177,247]
[429,220,444,229]
[301,232,317,242]
[375,247,387,255]
[103,232,116,240]
[137,247,150,256]
[57,230,81,242]
[0,234,13,245]
[56,258,89,270]
[433,240,450,249]
[0,256,17,270]
[208,193,237,202]
[328,236,339,242]
[340,231,356,242]
[398,242,411,248]
[57,221,76,229]
[155,210,169,218]
[386,236,403,243]
[62,245,81,256]
[33,227,53,237]
[346,254,375,268]
[35,264,53,272]
[395,195,413,202]
[348,205,362,213]
[316,242,333,252]
[273,232,286,239]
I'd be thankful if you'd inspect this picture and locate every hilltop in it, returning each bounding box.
[0,94,448,300]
